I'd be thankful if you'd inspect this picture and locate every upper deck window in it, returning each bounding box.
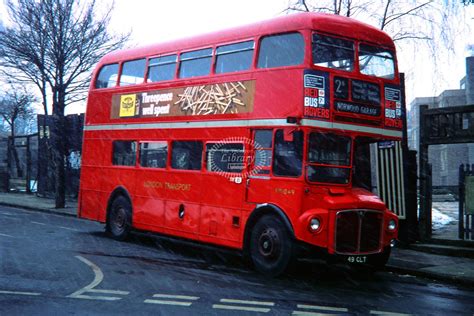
[119,59,146,86]
[215,40,254,74]
[359,44,395,79]
[257,33,304,69]
[179,48,212,79]
[95,63,119,88]
[148,55,177,82]
[313,34,354,72]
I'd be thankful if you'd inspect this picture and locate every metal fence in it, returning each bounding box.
[459,164,474,240]
[0,134,39,192]
[37,114,84,198]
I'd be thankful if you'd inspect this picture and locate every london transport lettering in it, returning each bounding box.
[143,181,191,191]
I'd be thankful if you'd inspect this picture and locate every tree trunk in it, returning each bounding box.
[51,93,66,208]
[10,122,23,178]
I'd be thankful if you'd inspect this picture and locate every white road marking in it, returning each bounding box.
[370,311,411,316]
[297,304,348,312]
[69,294,122,301]
[31,221,47,226]
[0,212,16,216]
[212,304,271,313]
[144,299,193,306]
[88,289,129,295]
[0,290,41,296]
[58,226,79,232]
[152,294,199,300]
[212,298,274,313]
[0,233,14,238]
[68,256,129,301]
[292,311,339,316]
[144,293,200,306]
[31,221,78,231]
[220,298,275,306]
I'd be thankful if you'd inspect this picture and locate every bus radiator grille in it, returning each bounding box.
[335,210,383,254]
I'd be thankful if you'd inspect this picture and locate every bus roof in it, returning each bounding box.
[99,13,395,65]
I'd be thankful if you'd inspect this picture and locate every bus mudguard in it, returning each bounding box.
[106,186,133,221]
[243,203,295,252]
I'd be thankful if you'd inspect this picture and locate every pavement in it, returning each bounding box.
[1,191,473,287]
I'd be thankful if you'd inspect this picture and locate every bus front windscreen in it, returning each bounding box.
[358,44,395,79]
[312,33,354,71]
[306,132,352,184]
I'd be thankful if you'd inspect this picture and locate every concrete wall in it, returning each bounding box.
[408,56,474,187]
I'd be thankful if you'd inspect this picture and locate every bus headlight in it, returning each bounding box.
[387,219,397,231]
[309,218,321,232]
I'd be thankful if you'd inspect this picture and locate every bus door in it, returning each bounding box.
[246,129,274,203]
[164,140,204,237]
[133,141,168,228]
[246,129,304,210]
[200,140,247,244]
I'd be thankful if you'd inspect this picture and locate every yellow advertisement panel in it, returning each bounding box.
[119,94,137,117]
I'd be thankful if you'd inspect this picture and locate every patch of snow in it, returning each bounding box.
[432,207,456,230]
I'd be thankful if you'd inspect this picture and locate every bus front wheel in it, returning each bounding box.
[106,196,132,241]
[249,215,293,277]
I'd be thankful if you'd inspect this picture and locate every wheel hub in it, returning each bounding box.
[113,208,126,230]
[258,228,280,258]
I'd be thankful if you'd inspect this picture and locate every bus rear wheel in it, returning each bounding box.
[249,215,293,277]
[106,196,132,241]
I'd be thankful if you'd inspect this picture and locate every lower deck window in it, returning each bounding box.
[171,141,203,170]
[140,142,168,168]
[112,141,137,166]
[273,129,303,177]
[206,143,244,173]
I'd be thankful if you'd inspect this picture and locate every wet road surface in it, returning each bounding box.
[1,205,473,315]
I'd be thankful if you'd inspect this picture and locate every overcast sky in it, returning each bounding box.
[1,0,473,113]
[105,0,474,108]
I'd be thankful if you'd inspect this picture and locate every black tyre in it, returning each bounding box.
[249,215,293,277]
[106,196,132,241]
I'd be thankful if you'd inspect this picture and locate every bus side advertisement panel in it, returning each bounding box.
[111,80,256,119]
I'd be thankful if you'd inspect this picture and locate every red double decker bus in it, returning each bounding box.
[79,13,401,276]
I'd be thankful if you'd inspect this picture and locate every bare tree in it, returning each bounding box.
[0,0,129,208]
[287,0,461,44]
[286,0,468,106]
[0,86,36,178]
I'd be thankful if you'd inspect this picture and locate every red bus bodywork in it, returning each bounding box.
[79,13,400,273]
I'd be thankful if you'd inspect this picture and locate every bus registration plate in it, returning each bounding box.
[347,256,367,264]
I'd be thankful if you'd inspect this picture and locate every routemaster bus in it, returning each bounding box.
[79,12,401,276]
